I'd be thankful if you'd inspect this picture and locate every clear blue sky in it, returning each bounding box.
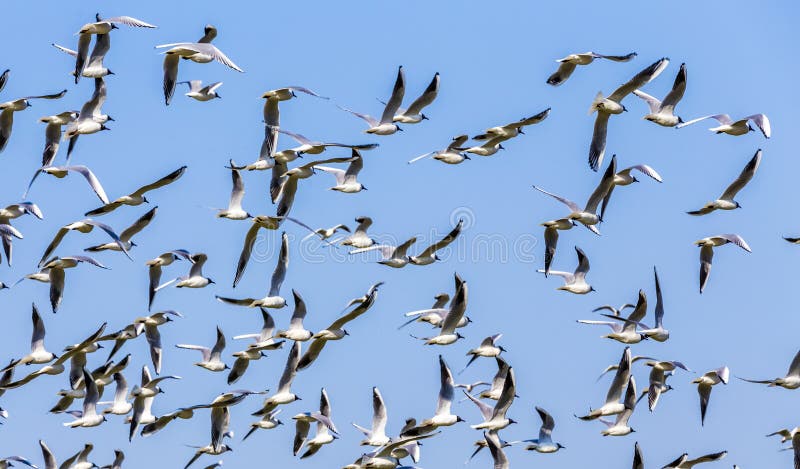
[0,1,797,467]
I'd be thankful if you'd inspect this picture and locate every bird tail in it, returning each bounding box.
[588,92,605,115]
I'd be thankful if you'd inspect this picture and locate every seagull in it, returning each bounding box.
[0,89,68,153]
[73,14,156,81]
[341,216,376,249]
[315,150,368,193]
[461,334,505,373]
[413,274,468,345]
[540,218,575,276]
[352,387,390,447]
[479,357,512,401]
[0,69,7,94]
[598,376,636,436]
[277,128,379,156]
[253,341,302,415]
[26,165,109,205]
[739,348,800,389]
[484,431,509,469]
[101,450,124,469]
[272,154,361,209]
[177,81,223,101]
[243,409,283,440]
[766,427,800,443]
[687,149,761,215]
[339,66,405,135]
[184,443,232,469]
[0,225,22,267]
[63,77,111,140]
[588,57,669,170]
[2,304,56,370]
[276,290,314,342]
[547,51,637,86]
[55,31,114,79]
[533,155,617,234]
[407,135,470,165]
[86,206,157,253]
[645,361,688,411]
[63,368,106,428]
[538,246,594,294]
[632,63,687,127]
[157,252,214,289]
[100,372,132,415]
[292,388,338,458]
[392,72,439,123]
[596,290,648,344]
[176,326,228,372]
[233,307,285,353]
[677,113,771,138]
[408,356,465,434]
[464,367,516,430]
[217,232,288,307]
[37,110,78,166]
[458,136,506,157]
[579,347,631,420]
[215,162,250,220]
[692,366,729,425]
[158,30,243,105]
[695,234,751,293]
[399,292,471,330]
[410,219,463,265]
[296,282,381,370]
[258,86,328,162]
[128,366,160,440]
[59,443,97,469]
[133,310,182,374]
[473,108,551,142]
[631,442,644,469]
[351,237,417,268]
[0,456,35,469]
[344,433,437,469]
[146,249,192,310]
[600,162,663,220]
[302,224,350,242]
[637,267,670,342]
[661,451,728,468]
[523,406,565,453]
[85,165,187,216]
[42,255,108,313]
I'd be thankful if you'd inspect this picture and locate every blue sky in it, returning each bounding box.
[0,0,797,467]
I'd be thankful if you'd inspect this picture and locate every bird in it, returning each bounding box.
[38,218,127,268]
[0,89,68,153]
[176,326,228,372]
[538,246,594,294]
[588,57,669,170]
[63,368,106,428]
[408,356,465,434]
[315,150,368,193]
[339,66,405,135]
[73,14,156,81]
[461,334,505,373]
[275,290,314,342]
[687,149,761,215]
[473,108,551,141]
[42,255,108,313]
[645,360,688,411]
[677,113,771,138]
[458,136,507,157]
[392,72,439,123]
[739,348,800,389]
[243,409,283,440]
[540,218,575,276]
[484,431,509,469]
[26,165,109,204]
[272,154,361,209]
[302,224,350,242]
[177,81,223,101]
[595,290,648,343]
[766,427,800,443]
[638,267,670,342]
[146,249,192,310]
[533,154,617,234]
[407,135,470,165]
[352,387,390,447]
[63,77,112,142]
[633,63,687,127]
[54,30,114,79]
[292,388,338,458]
[214,162,250,220]
[479,357,513,401]
[598,376,637,436]
[133,310,182,374]
[0,456,35,469]
[661,451,728,468]
[523,406,565,453]
[398,292,471,330]
[85,165,187,216]
[351,237,418,268]
[0,224,23,267]
[341,216,376,249]
[463,367,516,430]
[695,234,751,293]
[217,232,289,307]
[99,372,132,415]
[692,366,729,425]
[547,51,637,86]
[579,347,631,420]
[86,206,157,253]
[101,450,124,469]
[59,442,97,469]
[409,219,463,265]
[412,273,468,345]
[600,162,663,220]
[157,252,214,289]
[158,31,243,105]
[277,128,379,156]
[37,110,78,166]
[296,282,381,370]
[253,341,301,415]
[2,303,56,371]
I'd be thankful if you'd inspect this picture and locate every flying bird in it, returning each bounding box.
[632,63,687,127]
[339,66,405,135]
[687,149,761,215]
[85,165,187,216]
[692,366,729,425]
[695,234,751,293]
[547,51,637,86]
[677,113,771,138]
[538,246,595,294]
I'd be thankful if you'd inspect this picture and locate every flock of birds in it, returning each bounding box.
[0,10,792,469]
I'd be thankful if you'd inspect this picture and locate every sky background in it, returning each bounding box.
[0,1,797,467]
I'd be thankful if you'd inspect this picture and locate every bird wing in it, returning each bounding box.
[162,54,179,105]
[605,348,631,404]
[720,149,761,200]
[131,166,187,197]
[532,185,580,212]
[277,342,301,393]
[268,233,289,297]
[120,207,157,242]
[608,57,669,102]
[546,62,577,86]
[380,66,405,124]
[660,63,687,113]
[746,114,771,138]
[588,111,610,171]
[420,219,463,257]
[632,90,661,114]
[404,72,439,116]
[676,114,732,129]
[585,155,617,214]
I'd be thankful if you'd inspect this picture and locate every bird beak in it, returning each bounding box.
[107,70,115,75]
[396,126,404,132]
[518,129,525,135]
[421,114,429,121]
[107,116,115,121]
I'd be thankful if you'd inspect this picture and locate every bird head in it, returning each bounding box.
[456,332,465,340]
[498,346,507,353]
[421,113,429,121]
[396,126,404,132]
[107,69,115,76]
[106,115,115,121]
[735,201,742,209]
[498,144,506,150]
[434,254,441,261]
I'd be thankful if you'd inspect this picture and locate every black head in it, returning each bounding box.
[748,124,755,132]
[590,287,596,292]
[208,279,216,285]
[518,128,525,135]
[557,443,566,449]
[142,196,150,204]
[96,343,104,349]
[396,126,404,132]
[295,396,302,401]
[677,116,684,124]
[111,24,119,30]
[421,114,429,120]
[434,254,441,261]
[456,332,465,340]
[498,346,507,353]
[622,105,628,112]
[343,330,350,336]
[100,124,110,131]
[632,177,640,183]
[216,94,222,99]
[456,416,465,423]
[224,364,230,370]
[291,91,297,98]
[361,185,368,191]
[130,241,138,247]
[26,102,32,108]
[498,144,505,150]
[463,154,471,160]
[107,70,115,76]
[735,201,742,209]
